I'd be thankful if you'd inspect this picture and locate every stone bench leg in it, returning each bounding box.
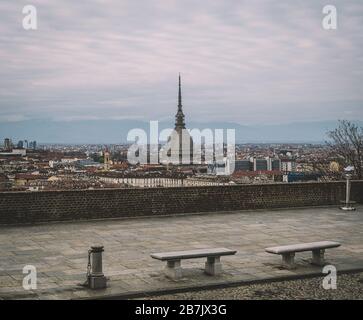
[164,260,182,280]
[205,256,222,275]
[282,252,295,269]
[311,249,325,266]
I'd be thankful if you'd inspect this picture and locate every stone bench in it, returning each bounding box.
[151,248,237,279]
[265,241,341,269]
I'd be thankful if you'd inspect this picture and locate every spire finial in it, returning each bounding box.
[178,73,182,108]
[175,73,185,129]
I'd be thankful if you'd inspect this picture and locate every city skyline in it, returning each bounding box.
[0,1,363,125]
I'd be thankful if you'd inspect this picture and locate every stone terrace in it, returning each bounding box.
[0,206,362,299]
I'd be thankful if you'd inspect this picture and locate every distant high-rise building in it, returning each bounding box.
[4,138,12,151]
[249,157,281,172]
[234,160,252,171]
[271,159,281,171]
[253,158,268,171]
[267,158,281,171]
[17,140,24,149]
[28,141,37,150]
[281,159,296,172]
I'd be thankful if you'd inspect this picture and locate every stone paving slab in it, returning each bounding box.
[0,206,362,299]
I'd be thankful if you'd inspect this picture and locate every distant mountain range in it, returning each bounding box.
[0,119,362,144]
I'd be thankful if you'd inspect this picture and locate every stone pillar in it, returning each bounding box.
[311,249,326,266]
[88,246,107,289]
[282,252,295,269]
[340,173,356,211]
[205,256,222,275]
[164,260,182,280]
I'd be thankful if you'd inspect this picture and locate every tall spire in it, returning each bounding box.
[178,73,182,109]
[175,73,185,129]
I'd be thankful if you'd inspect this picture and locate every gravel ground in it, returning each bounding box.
[142,272,363,300]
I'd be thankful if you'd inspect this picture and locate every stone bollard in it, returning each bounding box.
[87,245,107,289]
[340,171,356,211]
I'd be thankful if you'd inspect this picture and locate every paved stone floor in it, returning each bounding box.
[0,206,362,299]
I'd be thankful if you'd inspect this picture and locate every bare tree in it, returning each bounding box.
[326,120,363,179]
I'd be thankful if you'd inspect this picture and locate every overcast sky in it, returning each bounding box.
[0,0,362,125]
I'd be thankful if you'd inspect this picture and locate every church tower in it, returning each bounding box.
[103,148,110,170]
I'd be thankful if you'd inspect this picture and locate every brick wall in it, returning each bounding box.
[0,181,362,225]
